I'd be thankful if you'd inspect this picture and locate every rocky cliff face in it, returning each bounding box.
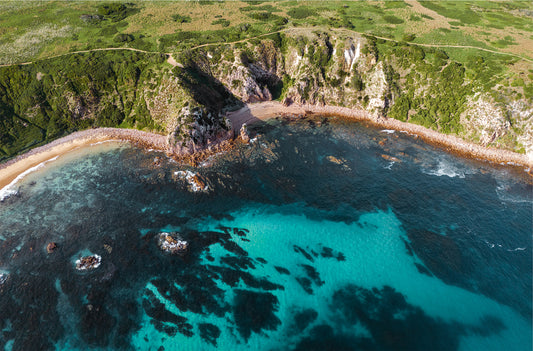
[1,30,530,160]
[185,30,530,157]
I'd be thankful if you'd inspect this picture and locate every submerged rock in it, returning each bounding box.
[103,244,112,254]
[381,154,400,162]
[153,156,162,167]
[158,233,189,255]
[75,254,102,271]
[46,242,58,254]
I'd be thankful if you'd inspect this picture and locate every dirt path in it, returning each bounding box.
[166,54,183,68]
[1,25,531,68]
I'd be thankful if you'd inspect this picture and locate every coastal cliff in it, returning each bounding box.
[0,29,531,162]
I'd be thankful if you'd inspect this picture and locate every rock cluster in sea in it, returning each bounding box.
[174,170,210,192]
[158,232,188,255]
[75,254,102,271]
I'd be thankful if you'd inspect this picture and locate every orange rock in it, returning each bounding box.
[46,242,58,254]
[381,154,400,162]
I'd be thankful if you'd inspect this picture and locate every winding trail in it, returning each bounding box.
[0,26,531,68]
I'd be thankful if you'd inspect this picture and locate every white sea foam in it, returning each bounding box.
[174,170,209,192]
[0,272,7,285]
[380,129,395,134]
[423,158,476,179]
[496,183,532,204]
[384,161,395,170]
[485,241,502,249]
[484,239,526,252]
[426,161,465,178]
[89,139,121,146]
[0,156,59,202]
[507,247,526,252]
[75,254,101,270]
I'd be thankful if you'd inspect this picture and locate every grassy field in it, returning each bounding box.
[0,1,532,65]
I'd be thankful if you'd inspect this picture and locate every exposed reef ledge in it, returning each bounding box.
[227,101,533,170]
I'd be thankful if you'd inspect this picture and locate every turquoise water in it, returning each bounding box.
[0,118,531,350]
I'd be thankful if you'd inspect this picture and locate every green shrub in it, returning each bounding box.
[383,15,404,24]
[114,33,134,43]
[248,11,283,22]
[287,7,317,19]
[172,14,192,23]
[211,18,230,27]
[239,4,277,12]
[97,3,139,22]
[99,25,118,37]
[96,104,125,127]
[350,71,364,91]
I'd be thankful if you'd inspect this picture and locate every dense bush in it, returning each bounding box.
[287,7,317,19]
[97,3,139,22]
[0,51,161,160]
[172,14,192,23]
[383,15,404,24]
[211,18,230,27]
[114,33,134,43]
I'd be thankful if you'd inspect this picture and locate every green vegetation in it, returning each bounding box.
[0,0,531,64]
[97,3,139,22]
[0,51,165,160]
[421,2,481,25]
[212,18,231,27]
[172,14,192,24]
[0,1,531,159]
[287,7,317,19]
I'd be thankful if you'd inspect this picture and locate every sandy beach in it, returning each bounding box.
[1,102,531,197]
[227,101,533,170]
[0,128,167,193]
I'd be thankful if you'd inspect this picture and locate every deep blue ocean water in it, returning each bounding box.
[0,117,531,351]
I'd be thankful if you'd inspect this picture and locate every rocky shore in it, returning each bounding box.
[0,103,531,194]
[227,102,533,170]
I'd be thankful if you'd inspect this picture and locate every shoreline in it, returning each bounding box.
[227,101,533,170]
[0,128,167,192]
[1,102,531,195]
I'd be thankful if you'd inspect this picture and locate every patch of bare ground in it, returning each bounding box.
[405,0,451,32]
[125,1,249,36]
[464,26,533,59]
[508,60,533,78]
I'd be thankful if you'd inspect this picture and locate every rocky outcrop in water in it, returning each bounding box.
[158,233,188,255]
[240,123,250,143]
[46,242,57,254]
[76,254,102,270]
[174,170,210,192]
